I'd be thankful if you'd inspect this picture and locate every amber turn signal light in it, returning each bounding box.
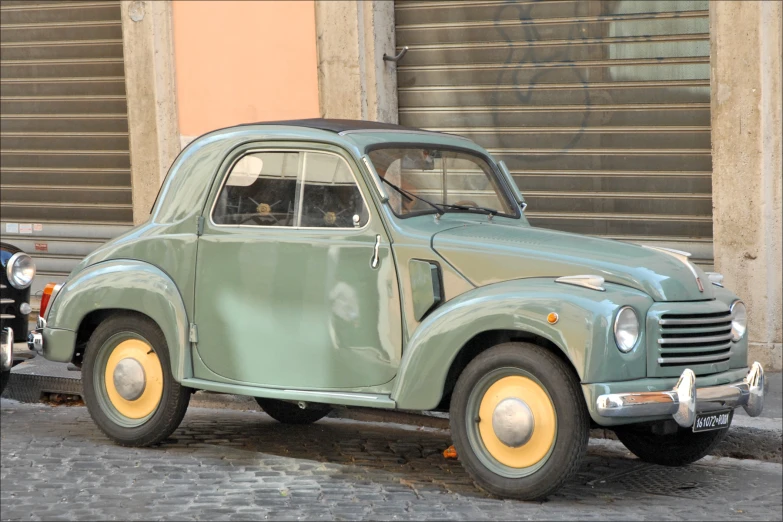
[547,312,559,324]
[39,283,58,319]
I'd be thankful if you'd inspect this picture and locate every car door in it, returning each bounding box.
[193,143,402,390]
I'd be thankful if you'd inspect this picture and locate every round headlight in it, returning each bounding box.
[6,252,36,289]
[730,300,747,342]
[614,306,640,353]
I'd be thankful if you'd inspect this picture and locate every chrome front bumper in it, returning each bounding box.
[596,362,764,428]
[1,327,13,372]
[27,316,44,355]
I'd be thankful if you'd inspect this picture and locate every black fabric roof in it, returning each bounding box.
[245,118,423,134]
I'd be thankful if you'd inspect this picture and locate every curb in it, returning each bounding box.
[4,374,780,464]
[188,390,782,464]
[1,372,82,403]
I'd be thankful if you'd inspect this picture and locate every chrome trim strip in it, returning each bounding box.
[0,314,15,319]
[498,160,526,210]
[555,275,606,292]
[283,389,383,401]
[659,341,732,354]
[208,148,373,233]
[0,298,14,304]
[659,314,732,326]
[658,332,734,344]
[657,352,732,365]
[361,155,390,203]
[596,362,765,426]
[659,325,733,336]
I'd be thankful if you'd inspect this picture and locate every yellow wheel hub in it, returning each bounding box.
[478,375,556,468]
[104,339,163,419]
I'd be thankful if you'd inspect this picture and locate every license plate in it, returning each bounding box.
[693,409,733,432]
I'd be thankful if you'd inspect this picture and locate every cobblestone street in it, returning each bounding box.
[1,399,781,521]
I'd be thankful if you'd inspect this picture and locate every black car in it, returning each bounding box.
[1,241,36,393]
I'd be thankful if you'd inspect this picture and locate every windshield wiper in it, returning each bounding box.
[379,177,444,215]
[439,203,499,216]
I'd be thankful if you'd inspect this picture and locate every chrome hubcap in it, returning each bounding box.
[492,397,535,448]
[112,357,146,401]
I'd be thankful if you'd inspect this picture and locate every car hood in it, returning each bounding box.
[432,224,712,302]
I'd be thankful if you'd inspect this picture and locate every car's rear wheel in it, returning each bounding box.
[82,313,191,446]
[449,342,589,500]
[614,424,728,466]
[255,398,330,424]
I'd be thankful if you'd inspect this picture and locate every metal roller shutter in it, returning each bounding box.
[1,0,133,294]
[395,0,714,267]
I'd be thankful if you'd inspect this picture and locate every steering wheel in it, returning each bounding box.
[453,199,479,208]
[315,206,349,226]
[239,198,284,225]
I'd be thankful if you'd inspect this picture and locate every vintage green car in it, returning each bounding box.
[29,119,764,500]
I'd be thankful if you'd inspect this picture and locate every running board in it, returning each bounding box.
[180,378,397,409]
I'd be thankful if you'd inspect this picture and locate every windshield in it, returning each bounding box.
[367,147,517,218]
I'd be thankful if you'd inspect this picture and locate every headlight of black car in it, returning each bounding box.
[6,252,36,289]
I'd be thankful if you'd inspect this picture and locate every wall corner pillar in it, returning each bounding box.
[710,1,783,370]
[121,0,181,224]
[314,1,398,123]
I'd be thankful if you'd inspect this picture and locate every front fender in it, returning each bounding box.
[392,278,653,410]
[44,259,191,381]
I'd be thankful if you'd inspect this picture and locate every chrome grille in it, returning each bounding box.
[1,283,15,320]
[657,310,733,367]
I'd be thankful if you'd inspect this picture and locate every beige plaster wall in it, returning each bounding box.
[172,0,320,141]
[711,0,783,370]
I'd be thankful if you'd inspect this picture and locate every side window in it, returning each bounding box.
[212,151,301,226]
[299,152,368,228]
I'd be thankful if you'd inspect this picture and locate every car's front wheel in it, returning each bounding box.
[450,342,589,500]
[82,312,191,446]
[613,424,728,466]
[255,398,331,424]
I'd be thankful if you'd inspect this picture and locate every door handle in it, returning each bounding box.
[371,234,381,269]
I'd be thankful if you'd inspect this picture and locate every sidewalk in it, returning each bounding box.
[4,354,780,462]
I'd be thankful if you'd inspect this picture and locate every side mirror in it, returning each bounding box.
[498,160,527,211]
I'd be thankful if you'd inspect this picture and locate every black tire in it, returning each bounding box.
[0,369,9,396]
[255,398,330,425]
[82,312,191,446]
[614,424,728,466]
[449,342,589,500]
